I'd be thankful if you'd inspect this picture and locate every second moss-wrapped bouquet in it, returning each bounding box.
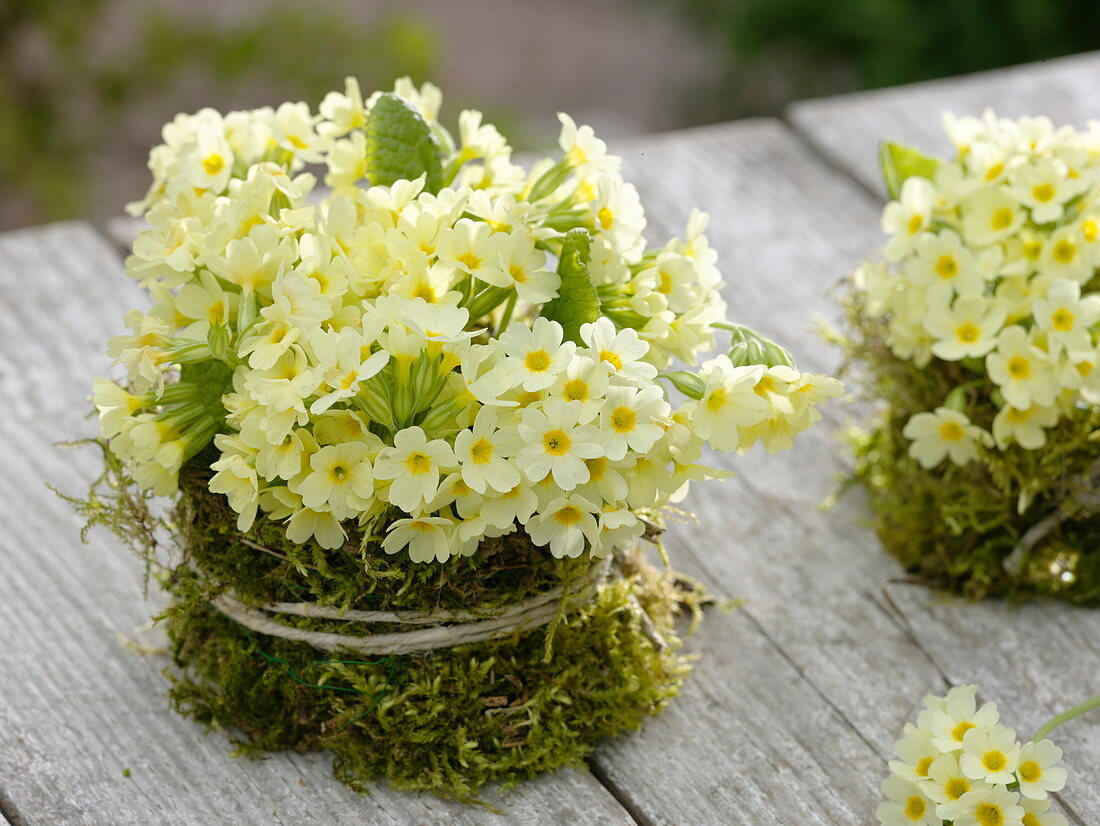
[841,112,1100,605]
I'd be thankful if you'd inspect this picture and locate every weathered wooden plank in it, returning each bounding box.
[582,120,949,823]
[791,70,1100,823]
[788,50,1100,198]
[0,222,636,826]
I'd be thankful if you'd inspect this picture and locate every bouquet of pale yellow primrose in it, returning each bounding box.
[878,684,1100,826]
[95,76,840,566]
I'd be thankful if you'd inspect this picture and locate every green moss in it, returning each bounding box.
[834,287,1100,606]
[67,450,698,798]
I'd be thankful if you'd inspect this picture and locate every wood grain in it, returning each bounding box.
[583,120,947,824]
[0,222,635,826]
[788,50,1100,198]
[791,66,1100,824]
[6,74,1100,823]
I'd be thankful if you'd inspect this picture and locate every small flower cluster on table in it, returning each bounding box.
[858,113,1100,470]
[93,77,840,564]
[879,685,1067,826]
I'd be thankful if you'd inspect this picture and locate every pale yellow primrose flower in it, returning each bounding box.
[903,408,990,469]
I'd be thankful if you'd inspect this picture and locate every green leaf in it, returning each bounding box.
[364,93,443,193]
[880,140,942,200]
[540,229,599,344]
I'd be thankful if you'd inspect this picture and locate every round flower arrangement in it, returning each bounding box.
[877,685,1075,826]
[76,78,839,796]
[840,112,1100,605]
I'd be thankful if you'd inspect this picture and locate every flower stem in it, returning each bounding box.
[496,291,518,337]
[1033,692,1100,742]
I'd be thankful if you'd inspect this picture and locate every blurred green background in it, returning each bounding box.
[3,0,1099,232]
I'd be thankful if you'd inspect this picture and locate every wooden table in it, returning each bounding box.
[3,53,1100,825]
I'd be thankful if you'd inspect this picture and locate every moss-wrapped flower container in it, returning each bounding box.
[75,78,840,796]
[840,113,1100,605]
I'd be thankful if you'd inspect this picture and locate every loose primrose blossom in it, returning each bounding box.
[94,77,841,563]
[858,112,1100,468]
[878,685,1069,826]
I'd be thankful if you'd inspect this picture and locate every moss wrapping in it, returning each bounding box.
[836,287,1100,605]
[71,454,697,798]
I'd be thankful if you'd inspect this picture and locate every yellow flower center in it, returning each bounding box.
[1006,407,1029,424]
[952,720,977,742]
[1052,307,1075,331]
[982,751,1007,772]
[1053,239,1077,263]
[456,251,482,271]
[543,429,572,456]
[984,162,1004,181]
[956,322,981,343]
[610,406,637,433]
[1032,183,1056,203]
[599,350,623,371]
[705,387,728,413]
[470,438,494,464]
[939,421,966,442]
[331,464,347,480]
[976,803,1004,826]
[1084,219,1098,243]
[1024,239,1043,260]
[404,452,432,474]
[915,756,934,777]
[903,796,926,820]
[564,145,588,169]
[563,378,590,402]
[945,777,970,800]
[1078,360,1094,377]
[1018,760,1042,782]
[936,255,959,279]
[202,153,225,175]
[508,264,529,284]
[597,206,614,231]
[1008,356,1031,379]
[553,505,583,525]
[524,350,552,372]
[1023,815,1041,826]
[657,269,673,294]
[991,208,1014,230]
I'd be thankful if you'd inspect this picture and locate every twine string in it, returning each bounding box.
[210,557,612,657]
